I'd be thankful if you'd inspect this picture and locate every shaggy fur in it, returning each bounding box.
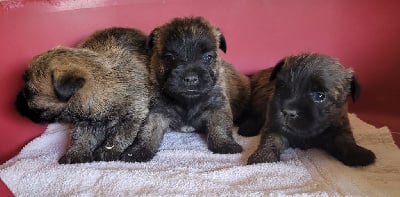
[121,17,250,162]
[16,27,150,164]
[238,67,275,136]
[246,53,376,166]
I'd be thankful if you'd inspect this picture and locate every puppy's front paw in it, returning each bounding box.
[208,141,243,154]
[58,152,93,164]
[337,145,376,166]
[93,145,122,162]
[247,149,279,165]
[120,147,156,162]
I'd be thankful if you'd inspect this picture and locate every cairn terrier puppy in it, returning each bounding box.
[16,27,150,164]
[121,17,250,162]
[246,53,376,166]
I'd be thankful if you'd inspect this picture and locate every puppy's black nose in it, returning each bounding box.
[183,73,199,86]
[282,109,298,119]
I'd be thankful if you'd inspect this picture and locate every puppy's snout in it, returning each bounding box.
[282,109,298,119]
[183,72,199,86]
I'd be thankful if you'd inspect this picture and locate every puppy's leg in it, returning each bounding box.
[247,131,288,165]
[322,128,376,166]
[59,124,106,164]
[206,109,242,154]
[120,113,169,162]
[93,119,142,161]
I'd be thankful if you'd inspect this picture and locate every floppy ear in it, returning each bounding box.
[52,70,85,102]
[350,75,361,102]
[219,33,227,53]
[146,28,158,51]
[269,59,286,81]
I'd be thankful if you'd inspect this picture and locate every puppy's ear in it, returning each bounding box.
[350,75,361,102]
[146,28,158,51]
[269,59,285,81]
[52,70,85,102]
[219,33,227,53]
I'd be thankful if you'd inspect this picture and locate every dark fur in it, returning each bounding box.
[120,17,250,162]
[238,67,276,136]
[16,27,151,164]
[246,53,375,166]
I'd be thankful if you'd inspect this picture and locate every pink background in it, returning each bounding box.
[1,0,399,165]
[1,0,400,194]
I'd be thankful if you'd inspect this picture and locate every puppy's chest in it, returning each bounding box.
[170,104,208,130]
[153,94,225,131]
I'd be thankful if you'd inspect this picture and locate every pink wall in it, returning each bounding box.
[1,0,399,163]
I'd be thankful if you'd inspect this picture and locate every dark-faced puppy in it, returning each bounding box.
[121,17,250,162]
[247,53,375,167]
[16,27,150,164]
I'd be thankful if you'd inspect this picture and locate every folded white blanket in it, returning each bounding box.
[1,114,399,196]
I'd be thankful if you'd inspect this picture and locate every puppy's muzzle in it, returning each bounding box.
[183,72,199,86]
[282,108,298,120]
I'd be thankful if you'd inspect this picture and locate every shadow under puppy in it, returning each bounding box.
[121,17,250,162]
[245,53,376,166]
[16,27,150,164]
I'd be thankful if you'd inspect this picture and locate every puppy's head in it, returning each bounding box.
[15,47,101,124]
[146,17,226,101]
[268,53,360,137]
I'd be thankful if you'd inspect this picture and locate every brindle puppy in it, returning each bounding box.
[16,27,150,164]
[247,53,376,166]
[121,17,250,162]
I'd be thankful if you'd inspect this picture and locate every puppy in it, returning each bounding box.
[121,17,250,162]
[246,53,376,166]
[16,27,150,164]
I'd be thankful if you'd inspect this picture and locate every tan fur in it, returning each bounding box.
[220,60,251,120]
[16,27,151,164]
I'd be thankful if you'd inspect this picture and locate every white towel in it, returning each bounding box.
[1,114,399,196]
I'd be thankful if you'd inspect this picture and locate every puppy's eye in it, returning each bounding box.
[310,92,326,103]
[203,54,214,64]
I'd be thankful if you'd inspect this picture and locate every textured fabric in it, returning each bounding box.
[1,114,399,196]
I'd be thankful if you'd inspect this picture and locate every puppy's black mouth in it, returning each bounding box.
[180,90,202,97]
[281,121,326,138]
[280,116,307,137]
[281,123,298,135]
